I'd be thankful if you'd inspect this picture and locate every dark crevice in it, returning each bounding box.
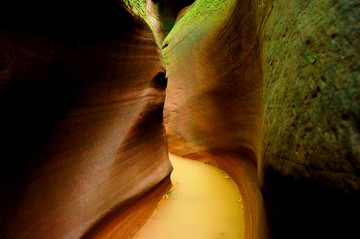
[150,72,168,90]
[164,0,195,18]
[148,0,195,42]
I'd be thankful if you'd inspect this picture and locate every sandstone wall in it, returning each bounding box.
[0,1,171,238]
[163,0,264,162]
[162,1,268,238]
[162,0,360,238]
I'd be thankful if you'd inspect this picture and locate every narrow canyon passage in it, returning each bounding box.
[1,1,359,239]
[136,154,245,239]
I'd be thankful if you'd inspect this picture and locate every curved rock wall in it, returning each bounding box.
[163,0,264,161]
[162,0,360,238]
[162,0,268,238]
[0,1,171,238]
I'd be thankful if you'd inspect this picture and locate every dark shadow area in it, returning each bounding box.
[0,0,136,46]
[262,166,360,239]
[150,72,168,90]
[164,0,195,18]
[0,1,166,238]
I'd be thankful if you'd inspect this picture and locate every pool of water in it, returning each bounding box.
[135,154,244,239]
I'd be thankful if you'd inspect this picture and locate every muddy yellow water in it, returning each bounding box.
[135,154,244,239]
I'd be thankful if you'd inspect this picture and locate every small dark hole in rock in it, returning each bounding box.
[312,86,320,98]
[304,127,312,132]
[341,114,349,120]
[150,72,168,90]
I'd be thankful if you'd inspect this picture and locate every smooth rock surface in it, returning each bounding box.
[0,1,172,238]
[161,1,267,238]
[163,0,263,161]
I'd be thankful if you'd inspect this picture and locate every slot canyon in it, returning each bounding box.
[0,0,359,238]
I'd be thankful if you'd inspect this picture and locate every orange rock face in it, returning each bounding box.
[0,1,171,238]
[161,1,267,238]
[163,0,263,162]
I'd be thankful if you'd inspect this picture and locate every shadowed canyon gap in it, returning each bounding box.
[0,0,359,239]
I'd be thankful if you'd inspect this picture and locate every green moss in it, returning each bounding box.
[161,0,236,66]
[123,0,235,67]
[163,51,169,65]
[123,0,147,19]
[169,0,232,30]
[122,0,163,47]
[263,0,360,191]
[309,54,317,64]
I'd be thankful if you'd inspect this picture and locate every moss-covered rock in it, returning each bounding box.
[261,0,360,237]
[263,0,360,193]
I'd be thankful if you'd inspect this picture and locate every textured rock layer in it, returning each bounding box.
[261,0,360,237]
